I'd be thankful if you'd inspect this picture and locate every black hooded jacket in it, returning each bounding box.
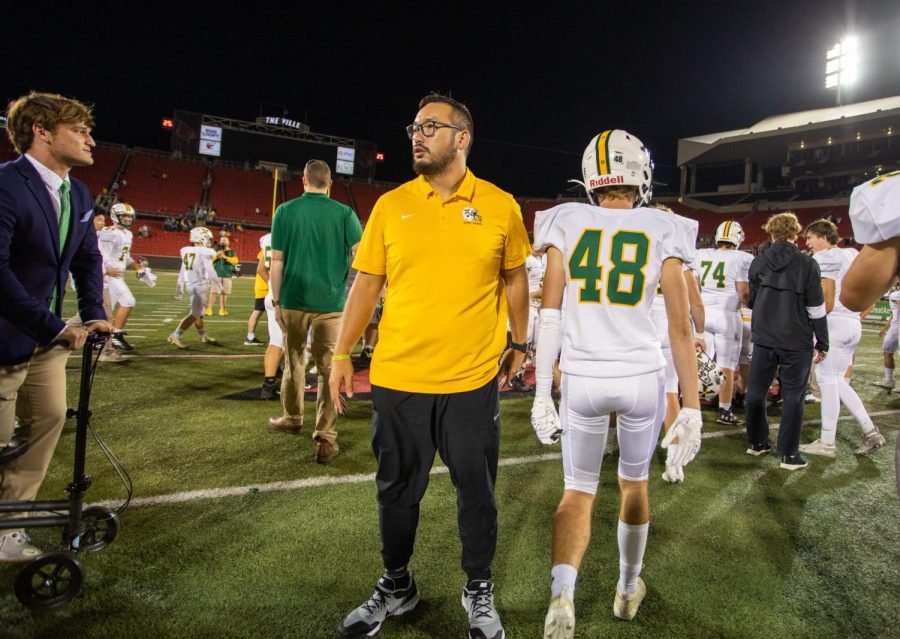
[748,241,829,352]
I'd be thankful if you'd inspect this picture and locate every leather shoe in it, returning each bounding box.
[315,440,340,464]
[268,417,302,434]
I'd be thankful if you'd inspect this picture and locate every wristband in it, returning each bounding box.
[332,354,351,362]
[510,341,529,353]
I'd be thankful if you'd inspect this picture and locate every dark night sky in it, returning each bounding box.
[2,1,899,197]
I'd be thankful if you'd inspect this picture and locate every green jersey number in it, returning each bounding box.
[182,252,196,271]
[700,260,726,289]
[568,229,650,306]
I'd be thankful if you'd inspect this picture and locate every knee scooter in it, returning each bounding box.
[0,333,123,608]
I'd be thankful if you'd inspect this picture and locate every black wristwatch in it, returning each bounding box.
[510,341,529,353]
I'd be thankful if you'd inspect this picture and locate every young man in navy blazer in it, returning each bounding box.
[0,92,113,562]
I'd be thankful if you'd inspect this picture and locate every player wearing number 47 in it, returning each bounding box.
[168,227,218,348]
[531,129,702,635]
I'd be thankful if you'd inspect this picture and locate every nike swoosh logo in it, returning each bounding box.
[400,214,414,219]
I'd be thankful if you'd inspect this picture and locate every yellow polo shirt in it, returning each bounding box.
[353,169,529,393]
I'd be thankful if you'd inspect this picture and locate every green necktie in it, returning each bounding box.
[58,180,71,255]
[51,181,72,313]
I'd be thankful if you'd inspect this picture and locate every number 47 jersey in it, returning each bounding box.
[535,202,696,378]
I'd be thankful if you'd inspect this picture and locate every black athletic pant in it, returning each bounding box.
[745,344,812,456]
[371,379,500,582]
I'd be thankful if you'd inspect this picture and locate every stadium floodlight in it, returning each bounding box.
[825,36,859,105]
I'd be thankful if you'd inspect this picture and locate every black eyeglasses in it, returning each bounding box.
[406,120,463,139]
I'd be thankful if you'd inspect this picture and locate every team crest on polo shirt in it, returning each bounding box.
[461,207,482,224]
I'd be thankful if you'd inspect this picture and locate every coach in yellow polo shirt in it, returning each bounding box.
[330,93,529,639]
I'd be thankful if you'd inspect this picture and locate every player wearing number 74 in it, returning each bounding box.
[531,129,702,636]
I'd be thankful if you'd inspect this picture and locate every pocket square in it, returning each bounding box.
[80,208,94,223]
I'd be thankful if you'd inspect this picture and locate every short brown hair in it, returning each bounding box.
[763,211,802,242]
[594,185,639,204]
[303,159,332,189]
[419,92,474,154]
[5,91,94,154]
[804,218,839,245]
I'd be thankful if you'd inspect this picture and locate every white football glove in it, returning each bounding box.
[137,266,157,287]
[661,444,684,484]
[530,396,562,445]
[174,285,184,301]
[660,407,702,469]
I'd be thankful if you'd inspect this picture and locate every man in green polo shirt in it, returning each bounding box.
[267,159,362,463]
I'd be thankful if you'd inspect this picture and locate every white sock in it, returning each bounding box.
[720,403,731,412]
[617,521,649,594]
[838,379,875,434]
[819,380,839,446]
[247,332,255,341]
[550,563,578,599]
[886,368,895,382]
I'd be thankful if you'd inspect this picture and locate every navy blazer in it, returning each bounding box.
[0,155,105,365]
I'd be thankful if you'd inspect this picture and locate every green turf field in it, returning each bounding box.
[2,271,898,638]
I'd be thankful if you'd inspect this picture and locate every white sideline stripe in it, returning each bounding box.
[89,411,899,510]
[90,452,563,509]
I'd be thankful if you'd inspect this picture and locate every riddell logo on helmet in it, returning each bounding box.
[589,175,625,188]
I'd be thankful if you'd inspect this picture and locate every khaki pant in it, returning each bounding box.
[280,309,341,444]
[0,346,70,517]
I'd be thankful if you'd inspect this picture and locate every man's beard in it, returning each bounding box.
[412,144,455,177]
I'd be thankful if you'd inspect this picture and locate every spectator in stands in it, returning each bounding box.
[745,212,828,471]
[267,158,362,465]
[329,93,529,639]
[207,208,216,223]
[137,224,150,239]
[207,235,238,316]
[164,216,177,231]
[0,91,113,561]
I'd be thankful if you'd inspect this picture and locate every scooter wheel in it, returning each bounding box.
[15,551,85,609]
[72,506,119,553]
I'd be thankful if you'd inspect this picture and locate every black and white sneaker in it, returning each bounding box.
[779,453,808,471]
[337,573,419,638]
[111,332,134,351]
[260,380,279,400]
[461,581,505,639]
[244,337,266,346]
[716,408,741,425]
[746,441,773,456]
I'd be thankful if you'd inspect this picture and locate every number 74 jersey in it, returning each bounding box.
[535,202,696,378]
[693,247,753,311]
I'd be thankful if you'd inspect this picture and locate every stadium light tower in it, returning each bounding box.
[825,36,859,106]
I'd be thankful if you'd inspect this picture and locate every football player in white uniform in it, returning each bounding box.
[694,221,753,425]
[97,203,155,350]
[841,170,900,495]
[508,246,544,391]
[873,282,900,390]
[168,227,218,348]
[532,130,702,634]
[648,204,706,483]
[800,219,885,457]
[258,232,285,399]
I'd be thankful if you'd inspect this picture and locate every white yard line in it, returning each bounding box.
[90,410,899,510]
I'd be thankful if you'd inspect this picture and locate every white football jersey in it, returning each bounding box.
[650,214,699,313]
[890,289,900,326]
[535,202,695,378]
[178,245,217,287]
[259,233,273,270]
[694,247,752,311]
[525,254,544,296]
[98,227,134,271]
[814,247,859,320]
[849,170,900,244]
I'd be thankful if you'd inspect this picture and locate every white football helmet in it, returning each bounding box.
[578,129,653,206]
[697,350,724,400]
[715,220,745,248]
[190,226,213,246]
[110,203,136,228]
